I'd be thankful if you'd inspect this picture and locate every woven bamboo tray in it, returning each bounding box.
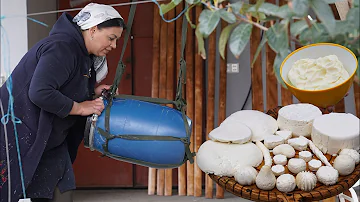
[209,106,360,202]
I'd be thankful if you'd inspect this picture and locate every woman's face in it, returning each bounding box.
[90,26,123,56]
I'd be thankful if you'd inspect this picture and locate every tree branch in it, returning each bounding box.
[238,17,269,31]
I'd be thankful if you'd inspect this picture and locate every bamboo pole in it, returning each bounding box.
[279,0,293,107]
[176,1,187,196]
[205,30,216,199]
[164,6,176,197]
[148,3,161,195]
[216,20,227,199]
[250,0,263,111]
[185,5,195,196]
[266,0,278,111]
[157,12,168,196]
[194,5,204,198]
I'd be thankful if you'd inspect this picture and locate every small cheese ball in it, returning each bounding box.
[333,154,356,176]
[288,158,306,174]
[276,174,296,193]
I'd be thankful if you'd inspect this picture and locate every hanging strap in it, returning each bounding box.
[105,0,137,133]
[100,3,195,167]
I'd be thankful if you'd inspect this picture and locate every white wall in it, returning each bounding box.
[0,0,28,83]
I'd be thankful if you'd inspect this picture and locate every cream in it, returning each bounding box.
[288,55,349,90]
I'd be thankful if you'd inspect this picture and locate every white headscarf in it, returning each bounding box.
[73,3,123,83]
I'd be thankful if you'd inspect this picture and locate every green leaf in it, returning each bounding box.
[255,0,265,11]
[273,50,290,88]
[185,4,197,29]
[277,5,294,18]
[185,0,200,4]
[310,0,336,35]
[159,0,182,15]
[353,0,359,7]
[198,10,221,38]
[290,20,310,36]
[230,1,244,15]
[291,0,310,17]
[346,7,360,30]
[251,36,267,67]
[219,24,236,60]
[229,23,253,59]
[248,2,279,16]
[319,0,341,3]
[334,20,350,36]
[195,26,206,59]
[266,22,289,54]
[219,9,236,24]
[299,23,330,44]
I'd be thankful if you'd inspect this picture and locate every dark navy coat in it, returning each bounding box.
[0,12,96,201]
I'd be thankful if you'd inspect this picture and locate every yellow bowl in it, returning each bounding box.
[280,43,358,108]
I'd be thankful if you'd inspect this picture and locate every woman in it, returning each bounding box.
[0,3,125,202]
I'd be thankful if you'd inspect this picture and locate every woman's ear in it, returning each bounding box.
[89,27,96,39]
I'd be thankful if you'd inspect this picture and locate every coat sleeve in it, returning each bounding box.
[29,42,78,118]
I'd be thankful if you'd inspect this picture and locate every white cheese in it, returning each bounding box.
[275,130,292,142]
[221,110,278,141]
[288,137,308,151]
[256,165,276,190]
[316,166,339,186]
[299,151,312,162]
[333,154,356,176]
[256,141,272,166]
[277,103,322,137]
[273,154,287,165]
[196,140,263,177]
[288,158,306,174]
[339,149,360,164]
[306,138,332,167]
[276,174,296,193]
[296,171,317,191]
[311,113,360,155]
[273,144,296,158]
[271,165,285,176]
[264,135,285,149]
[208,122,252,144]
[234,166,258,186]
[308,159,322,171]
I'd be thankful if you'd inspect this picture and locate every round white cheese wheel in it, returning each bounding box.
[277,103,322,137]
[299,151,312,162]
[196,140,263,177]
[311,113,360,155]
[208,122,252,144]
[288,158,306,174]
[273,154,287,165]
[333,154,356,176]
[264,135,285,149]
[308,159,322,171]
[316,166,339,185]
[221,110,278,141]
[276,174,296,193]
[272,165,285,176]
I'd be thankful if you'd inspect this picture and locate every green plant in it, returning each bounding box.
[158,0,360,86]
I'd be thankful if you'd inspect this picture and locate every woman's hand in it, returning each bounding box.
[94,84,119,97]
[95,84,111,97]
[70,98,105,116]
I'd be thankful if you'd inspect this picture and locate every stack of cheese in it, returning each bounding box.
[196,103,360,193]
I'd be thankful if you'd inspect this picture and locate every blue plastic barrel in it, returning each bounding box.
[84,98,192,168]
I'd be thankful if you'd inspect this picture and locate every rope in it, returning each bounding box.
[0,99,11,202]
[0,25,26,199]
